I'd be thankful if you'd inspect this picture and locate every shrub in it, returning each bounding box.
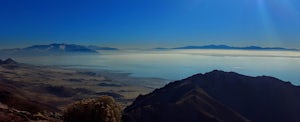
[63,96,122,122]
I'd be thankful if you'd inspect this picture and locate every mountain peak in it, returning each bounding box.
[184,70,242,81]
[181,70,300,122]
[204,70,241,76]
[0,58,18,65]
[207,69,227,74]
[23,43,98,54]
[125,70,300,122]
[123,70,251,122]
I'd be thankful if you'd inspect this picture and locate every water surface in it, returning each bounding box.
[14,49,300,85]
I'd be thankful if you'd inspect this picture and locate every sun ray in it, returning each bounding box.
[256,0,280,45]
[273,0,298,14]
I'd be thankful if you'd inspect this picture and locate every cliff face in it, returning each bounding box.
[124,70,300,122]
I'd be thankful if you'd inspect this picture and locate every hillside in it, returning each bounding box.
[181,70,300,122]
[0,58,166,121]
[124,70,300,122]
[123,73,250,122]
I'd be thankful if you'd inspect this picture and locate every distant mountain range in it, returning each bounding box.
[155,44,299,51]
[87,45,119,50]
[0,43,119,56]
[124,70,300,122]
[24,43,98,53]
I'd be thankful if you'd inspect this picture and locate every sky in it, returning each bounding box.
[1,0,300,49]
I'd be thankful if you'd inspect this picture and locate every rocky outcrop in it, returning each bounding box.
[64,96,122,122]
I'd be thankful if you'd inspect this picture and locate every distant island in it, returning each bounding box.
[24,43,98,53]
[0,43,119,56]
[155,44,299,51]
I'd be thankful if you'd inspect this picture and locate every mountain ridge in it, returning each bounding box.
[0,43,119,56]
[87,45,119,50]
[123,70,251,122]
[23,43,98,53]
[181,70,300,122]
[124,70,300,122]
[155,44,298,51]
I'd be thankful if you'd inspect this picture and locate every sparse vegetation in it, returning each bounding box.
[63,96,122,122]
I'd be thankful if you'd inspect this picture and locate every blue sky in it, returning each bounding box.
[1,0,300,49]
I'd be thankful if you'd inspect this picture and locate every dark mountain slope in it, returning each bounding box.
[124,70,300,122]
[123,76,249,122]
[182,70,300,122]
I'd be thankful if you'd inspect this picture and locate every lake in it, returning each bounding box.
[13,49,300,85]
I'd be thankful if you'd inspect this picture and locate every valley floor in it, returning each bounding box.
[0,61,167,121]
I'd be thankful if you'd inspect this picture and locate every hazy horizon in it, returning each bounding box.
[1,42,300,51]
[8,49,300,86]
[1,0,300,49]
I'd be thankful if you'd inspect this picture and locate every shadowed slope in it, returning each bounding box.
[181,70,300,122]
[123,76,249,122]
